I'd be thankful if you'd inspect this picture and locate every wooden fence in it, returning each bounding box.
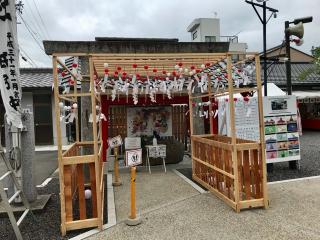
[192,135,265,211]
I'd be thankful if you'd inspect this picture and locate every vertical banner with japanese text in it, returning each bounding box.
[0,0,23,128]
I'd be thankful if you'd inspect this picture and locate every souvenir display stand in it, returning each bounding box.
[53,56,104,236]
[189,53,269,212]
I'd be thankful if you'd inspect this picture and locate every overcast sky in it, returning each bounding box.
[17,0,320,68]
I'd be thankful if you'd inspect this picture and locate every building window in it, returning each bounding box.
[192,31,198,40]
[205,36,216,42]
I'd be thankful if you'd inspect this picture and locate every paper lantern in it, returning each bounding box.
[61,71,66,77]
[201,64,205,69]
[144,65,149,70]
[178,62,183,67]
[104,69,109,74]
[132,63,138,68]
[190,65,195,70]
[69,79,75,85]
[117,66,122,71]
[122,72,127,77]
[243,97,250,102]
[153,68,157,73]
[174,64,179,70]
[72,103,78,109]
[162,70,167,75]
[58,102,64,108]
[85,189,92,199]
[104,63,109,68]
[114,71,119,75]
[196,69,200,73]
[205,62,211,67]
[72,63,78,68]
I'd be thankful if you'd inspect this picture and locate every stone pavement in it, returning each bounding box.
[87,167,320,240]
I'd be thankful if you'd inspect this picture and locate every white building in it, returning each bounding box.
[187,18,247,52]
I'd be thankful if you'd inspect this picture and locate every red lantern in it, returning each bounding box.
[144,65,149,70]
[162,70,167,75]
[61,71,66,77]
[178,62,183,67]
[225,98,229,102]
[153,68,157,73]
[132,63,138,68]
[190,65,195,70]
[205,62,211,67]
[114,71,119,76]
[172,71,177,76]
[69,79,75,85]
[117,66,122,71]
[72,63,78,68]
[136,73,140,79]
[234,98,238,102]
[217,76,222,81]
[243,97,250,102]
[122,72,127,77]
[104,69,109,74]
[196,69,200,73]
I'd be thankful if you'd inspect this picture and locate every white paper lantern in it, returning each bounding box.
[174,64,179,70]
[58,102,64,109]
[201,64,205,69]
[85,189,92,199]
[63,106,69,111]
[184,68,189,73]
[96,105,100,111]
[104,63,109,68]
[72,103,78,109]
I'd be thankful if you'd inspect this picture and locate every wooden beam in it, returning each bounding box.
[65,218,99,231]
[192,156,235,179]
[62,155,95,165]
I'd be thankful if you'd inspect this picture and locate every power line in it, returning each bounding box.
[17,11,46,53]
[31,0,51,40]
[19,47,38,67]
[23,0,48,41]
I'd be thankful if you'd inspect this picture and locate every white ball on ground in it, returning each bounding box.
[85,189,92,199]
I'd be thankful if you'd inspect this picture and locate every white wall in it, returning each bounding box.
[199,18,220,42]
[21,92,33,113]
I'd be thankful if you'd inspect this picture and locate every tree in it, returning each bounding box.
[299,46,320,80]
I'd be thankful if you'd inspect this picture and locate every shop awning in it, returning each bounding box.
[293,91,320,99]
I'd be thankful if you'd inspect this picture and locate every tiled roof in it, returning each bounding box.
[20,68,53,88]
[264,62,320,87]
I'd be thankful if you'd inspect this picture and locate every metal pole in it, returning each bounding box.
[285,21,292,95]
[263,1,268,96]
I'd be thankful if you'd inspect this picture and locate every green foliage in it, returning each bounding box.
[299,46,320,80]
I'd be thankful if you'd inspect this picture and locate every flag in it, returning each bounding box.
[0,0,23,128]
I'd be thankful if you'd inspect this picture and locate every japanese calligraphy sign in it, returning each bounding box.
[126,148,142,167]
[0,0,22,128]
[108,135,123,148]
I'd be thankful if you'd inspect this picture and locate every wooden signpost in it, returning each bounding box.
[125,148,142,226]
[108,135,123,186]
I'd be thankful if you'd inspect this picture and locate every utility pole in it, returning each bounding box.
[285,21,292,95]
[245,0,278,96]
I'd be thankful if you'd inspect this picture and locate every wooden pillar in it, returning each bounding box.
[227,54,240,212]
[89,57,103,230]
[255,54,269,209]
[53,56,67,236]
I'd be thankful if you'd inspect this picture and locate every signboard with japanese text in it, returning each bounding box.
[219,95,300,164]
[108,135,123,148]
[0,0,23,128]
[126,148,142,167]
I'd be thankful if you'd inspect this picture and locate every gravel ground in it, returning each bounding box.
[0,176,108,240]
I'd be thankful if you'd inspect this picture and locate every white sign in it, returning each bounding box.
[126,148,142,167]
[219,95,300,164]
[108,135,123,148]
[125,137,141,150]
[0,0,22,128]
